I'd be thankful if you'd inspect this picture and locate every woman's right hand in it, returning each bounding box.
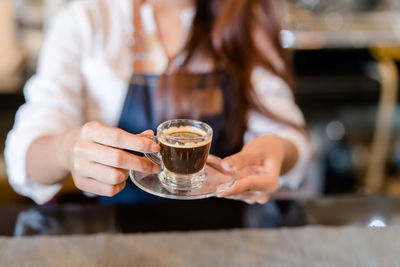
[67,121,160,197]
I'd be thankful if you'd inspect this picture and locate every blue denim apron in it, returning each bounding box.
[99,72,242,203]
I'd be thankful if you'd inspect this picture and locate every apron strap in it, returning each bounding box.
[132,0,145,72]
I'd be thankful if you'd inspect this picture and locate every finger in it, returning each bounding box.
[222,150,264,171]
[256,195,270,204]
[207,155,223,165]
[74,141,160,173]
[223,191,258,200]
[215,167,267,196]
[218,174,278,197]
[74,160,129,185]
[224,192,270,205]
[206,155,230,174]
[244,199,256,205]
[224,194,257,204]
[73,176,126,197]
[236,165,268,180]
[226,191,259,200]
[138,130,155,137]
[137,130,159,145]
[82,122,159,153]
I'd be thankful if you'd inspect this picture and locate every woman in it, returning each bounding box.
[5,0,310,205]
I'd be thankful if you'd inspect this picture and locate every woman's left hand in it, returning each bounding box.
[218,135,297,204]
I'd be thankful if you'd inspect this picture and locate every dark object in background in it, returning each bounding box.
[294,49,380,194]
[294,49,381,108]
[323,141,357,194]
[2,195,400,236]
[7,199,308,236]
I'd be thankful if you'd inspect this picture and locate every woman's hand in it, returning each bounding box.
[218,135,298,204]
[66,121,160,196]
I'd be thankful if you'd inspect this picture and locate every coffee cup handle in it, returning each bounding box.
[143,135,162,167]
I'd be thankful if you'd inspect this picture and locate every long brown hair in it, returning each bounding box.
[158,0,302,152]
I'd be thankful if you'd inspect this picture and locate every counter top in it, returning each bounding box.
[1,225,398,267]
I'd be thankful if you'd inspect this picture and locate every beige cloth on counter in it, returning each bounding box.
[0,226,399,267]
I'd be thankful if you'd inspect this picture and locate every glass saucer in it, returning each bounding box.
[129,156,236,200]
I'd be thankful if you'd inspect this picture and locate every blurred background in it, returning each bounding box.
[0,0,400,204]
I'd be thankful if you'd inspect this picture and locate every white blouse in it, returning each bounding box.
[5,0,311,204]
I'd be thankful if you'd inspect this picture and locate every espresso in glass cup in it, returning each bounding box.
[145,119,213,192]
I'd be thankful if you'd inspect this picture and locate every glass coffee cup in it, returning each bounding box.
[145,119,213,192]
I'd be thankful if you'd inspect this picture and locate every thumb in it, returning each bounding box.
[138,130,155,136]
[137,130,159,151]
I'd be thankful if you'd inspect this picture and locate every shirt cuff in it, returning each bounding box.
[5,129,63,205]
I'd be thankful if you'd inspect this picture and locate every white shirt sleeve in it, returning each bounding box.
[245,67,311,189]
[4,4,86,204]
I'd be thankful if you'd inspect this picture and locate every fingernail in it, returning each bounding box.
[221,160,232,171]
[151,144,160,153]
